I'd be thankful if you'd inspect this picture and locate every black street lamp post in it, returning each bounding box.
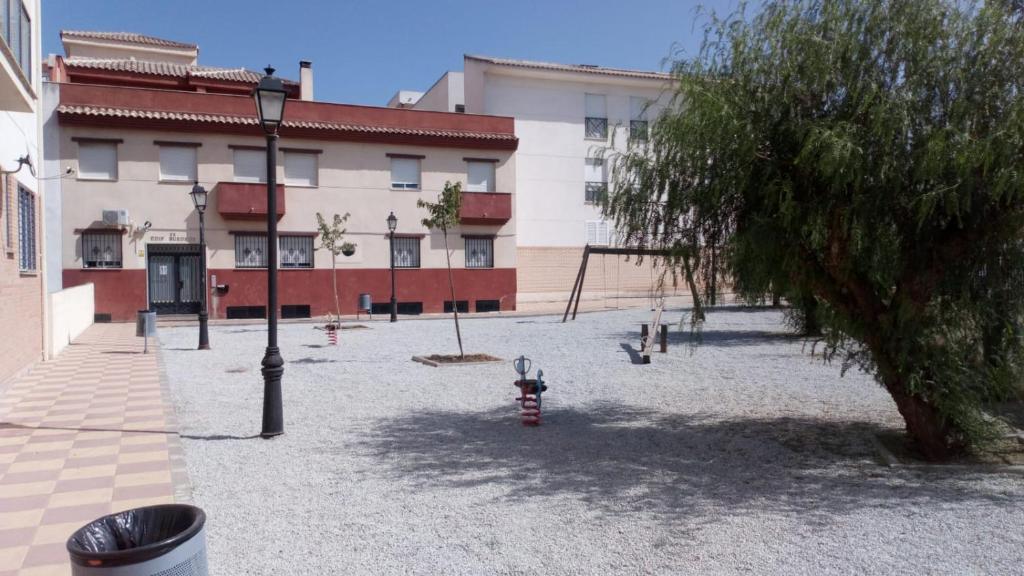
[255,67,287,439]
[387,211,398,322]
[189,182,210,350]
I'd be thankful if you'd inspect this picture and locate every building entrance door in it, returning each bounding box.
[147,244,201,315]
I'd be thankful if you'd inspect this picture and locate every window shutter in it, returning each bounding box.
[466,161,495,192]
[585,93,606,118]
[284,152,318,187]
[630,97,650,121]
[390,158,420,189]
[159,146,197,182]
[584,158,605,183]
[78,142,118,180]
[586,220,610,246]
[233,149,266,183]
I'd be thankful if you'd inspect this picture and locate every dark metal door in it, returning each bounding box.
[148,246,201,314]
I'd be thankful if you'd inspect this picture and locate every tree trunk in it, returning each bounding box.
[886,383,964,461]
[682,256,704,323]
[331,255,341,323]
[442,227,464,358]
[800,292,820,336]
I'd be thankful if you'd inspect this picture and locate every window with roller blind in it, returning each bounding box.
[585,220,611,246]
[466,161,495,192]
[77,142,118,181]
[584,158,606,204]
[158,145,197,182]
[390,157,420,190]
[233,149,266,183]
[284,152,318,187]
[630,96,650,142]
[584,93,608,140]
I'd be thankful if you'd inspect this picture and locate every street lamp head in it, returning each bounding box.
[254,66,287,135]
[386,211,398,232]
[190,181,208,213]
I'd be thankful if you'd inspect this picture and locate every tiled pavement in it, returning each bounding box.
[0,323,191,575]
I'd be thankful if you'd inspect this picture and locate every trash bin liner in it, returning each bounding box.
[67,504,208,576]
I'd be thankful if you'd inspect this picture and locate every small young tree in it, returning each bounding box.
[418,181,464,358]
[315,212,354,323]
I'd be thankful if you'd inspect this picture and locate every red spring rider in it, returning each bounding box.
[513,355,546,426]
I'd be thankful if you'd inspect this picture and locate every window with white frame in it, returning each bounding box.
[233,149,266,183]
[584,158,606,203]
[466,161,496,192]
[158,145,198,182]
[81,231,122,268]
[284,151,318,187]
[465,237,494,268]
[2,0,31,78]
[234,234,267,268]
[17,185,35,271]
[392,236,420,268]
[77,141,118,181]
[585,93,608,139]
[630,96,650,142]
[280,235,314,268]
[586,220,611,246]
[390,157,420,190]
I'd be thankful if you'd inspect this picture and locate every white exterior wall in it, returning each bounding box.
[48,282,93,355]
[409,72,465,113]
[465,64,670,247]
[0,0,40,194]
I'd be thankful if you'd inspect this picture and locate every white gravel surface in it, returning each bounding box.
[160,307,1024,575]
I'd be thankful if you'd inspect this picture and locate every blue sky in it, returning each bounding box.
[43,0,740,106]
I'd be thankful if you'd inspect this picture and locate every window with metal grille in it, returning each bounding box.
[585,93,607,140]
[235,234,267,268]
[17,185,35,271]
[280,235,313,268]
[392,236,420,268]
[465,237,494,269]
[82,231,122,268]
[630,120,649,142]
[584,158,606,203]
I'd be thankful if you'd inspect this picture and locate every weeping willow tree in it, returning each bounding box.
[602,0,1024,460]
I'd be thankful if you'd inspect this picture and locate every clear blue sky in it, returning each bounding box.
[43,0,741,106]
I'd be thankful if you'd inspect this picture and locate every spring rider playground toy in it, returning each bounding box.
[513,356,547,426]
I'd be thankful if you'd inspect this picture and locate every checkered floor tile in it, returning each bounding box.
[0,324,190,575]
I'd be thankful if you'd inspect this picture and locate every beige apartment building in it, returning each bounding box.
[391,55,685,309]
[46,32,518,322]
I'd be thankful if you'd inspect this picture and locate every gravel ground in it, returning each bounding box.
[160,307,1024,576]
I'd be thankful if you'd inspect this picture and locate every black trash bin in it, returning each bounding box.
[66,504,208,576]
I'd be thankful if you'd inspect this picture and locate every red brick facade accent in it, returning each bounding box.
[0,174,43,383]
[62,267,517,322]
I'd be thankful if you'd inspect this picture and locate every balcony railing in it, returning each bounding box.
[215,182,285,220]
[459,192,511,225]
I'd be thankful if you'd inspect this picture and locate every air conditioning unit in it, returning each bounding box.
[102,209,130,227]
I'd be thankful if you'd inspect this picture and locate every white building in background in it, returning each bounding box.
[391,55,679,307]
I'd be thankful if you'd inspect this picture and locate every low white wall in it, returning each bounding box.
[48,283,94,357]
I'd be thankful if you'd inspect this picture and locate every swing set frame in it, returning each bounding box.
[562,245,674,322]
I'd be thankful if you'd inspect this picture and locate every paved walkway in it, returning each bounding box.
[0,323,190,576]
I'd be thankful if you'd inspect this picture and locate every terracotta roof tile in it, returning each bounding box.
[465,54,671,81]
[63,57,287,85]
[56,104,518,141]
[61,30,197,50]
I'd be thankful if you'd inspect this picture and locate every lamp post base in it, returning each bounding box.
[260,346,284,438]
[197,311,210,350]
[390,297,398,322]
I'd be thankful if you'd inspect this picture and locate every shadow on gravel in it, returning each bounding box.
[619,329,801,348]
[619,343,645,365]
[292,357,337,364]
[363,406,1015,520]
[180,433,261,441]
